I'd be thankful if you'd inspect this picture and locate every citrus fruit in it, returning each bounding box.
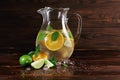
[64,38,74,47]
[31,59,44,69]
[44,59,54,68]
[32,52,47,61]
[45,31,64,51]
[19,54,32,66]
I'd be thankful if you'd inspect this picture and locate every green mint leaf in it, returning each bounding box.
[28,51,35,57]
[46,25,53,31]
[49,56,57,66]
[51,31,59,41]
[36,32,47,41]
[63,63,68,67]
[35,45,40,57]
[68,31,73,38]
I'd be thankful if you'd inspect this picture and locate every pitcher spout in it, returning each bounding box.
[37,7,53,14]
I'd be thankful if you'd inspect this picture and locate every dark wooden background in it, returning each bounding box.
[0,0,120,53]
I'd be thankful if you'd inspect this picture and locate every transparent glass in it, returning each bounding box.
[36,7,82,61]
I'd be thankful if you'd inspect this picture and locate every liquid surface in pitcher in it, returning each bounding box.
[36,27,74,61]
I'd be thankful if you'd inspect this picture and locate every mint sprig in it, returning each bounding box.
[46,25,53,31]
[63,63,68,67]
[68,31,73,38]
[51,31,59,41]
[35,45,40,57]
[28,51,35,57]
[49,56,57,66]
[37,32,47,41]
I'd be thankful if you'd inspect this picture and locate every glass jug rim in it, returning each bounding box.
[37,7,70,13]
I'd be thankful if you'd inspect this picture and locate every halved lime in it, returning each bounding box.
[44,59,54,68]
[31,59,44,69]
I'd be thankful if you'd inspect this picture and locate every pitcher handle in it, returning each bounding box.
[72,13,82,45]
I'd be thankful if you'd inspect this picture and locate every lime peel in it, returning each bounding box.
[44,59,54,68]
[31,59,54,69]
[19,54,32,66]
[31,59,44,69]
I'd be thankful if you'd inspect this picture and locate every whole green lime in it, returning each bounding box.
[19,54,32,66]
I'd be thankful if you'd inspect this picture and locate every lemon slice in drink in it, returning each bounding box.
[31,59,44,69]
[45,31,64,51]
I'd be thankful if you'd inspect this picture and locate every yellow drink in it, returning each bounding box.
[36,29,74,61]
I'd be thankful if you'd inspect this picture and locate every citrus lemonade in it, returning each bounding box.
[36,29,74,61]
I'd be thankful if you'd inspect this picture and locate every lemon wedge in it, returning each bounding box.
[45,31,64,51]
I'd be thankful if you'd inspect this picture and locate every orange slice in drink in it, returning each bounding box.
[45,31,64,51]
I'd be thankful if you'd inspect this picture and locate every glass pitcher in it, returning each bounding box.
[36,7,82,61]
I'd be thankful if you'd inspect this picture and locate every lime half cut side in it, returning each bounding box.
[31,59,44,69]
[44,59,54,68]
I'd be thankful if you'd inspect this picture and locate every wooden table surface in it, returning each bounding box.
[1,50,120,80]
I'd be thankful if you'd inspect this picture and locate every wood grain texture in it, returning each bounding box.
[1,50,120,80]
[0,0,120,50]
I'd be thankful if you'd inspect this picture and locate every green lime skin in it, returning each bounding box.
[19,54,32,66]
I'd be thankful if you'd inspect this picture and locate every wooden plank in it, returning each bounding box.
[0,0,120,50]
[75,28,120,50]
[1,50,120,80]
[0,27,119,50]
[0,0,120,28]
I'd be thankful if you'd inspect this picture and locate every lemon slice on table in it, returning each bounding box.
[45,31,64,51]
[31,59,44,69]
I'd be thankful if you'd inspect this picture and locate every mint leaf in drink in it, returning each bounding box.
[36,31,47,41]
[35,45,40,57]
[46,25,53,31]
[51,31,59,41]
[68,31,73,38]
